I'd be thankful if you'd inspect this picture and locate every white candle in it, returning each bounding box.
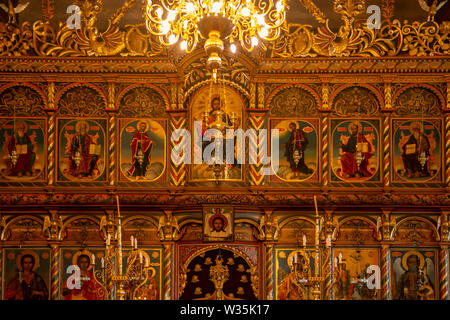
[106,234,111,246]
[139,251,143,264]
[339,252,343,263]
[294,253,298,264]
[101,257,104,268]
[334,257,338,268]
[135,238,138,249]
[145,256,149,267]
[91,254,95,265]
[303,235,307,248]
[131,235,134,248]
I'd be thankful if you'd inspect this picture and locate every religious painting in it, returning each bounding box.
[203,206,234,242]
[0,118,46,181]
[330,119,380,182]
[179,247,258,300]
[61,248,106,300]
[391,248,437,300]
[119,118,166,182]
[392,119,442,182]
[332,248,379,300]
[270,118,319,182]
[190,84,244,181]
[275,248,319,300]
[2,248,50,300]
[57,118,107,182]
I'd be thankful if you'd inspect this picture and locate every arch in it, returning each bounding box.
[392,83,446,110]
[178,218,202,230]
[330,83,384,111]
[184,78,250,106]
[265,83,322,110]
[335,216,380,241]
[2,215,44,240]
[392,216,440,241]
[55,82,108,107]
[0,82,48,106]
[62,215,100,231]
[122,215,159,229]
[116,83,170,110]
[278,216,315,230]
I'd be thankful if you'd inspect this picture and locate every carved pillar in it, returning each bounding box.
[168,110,188,186]
[264,243,274,299]
[50,243,60,300]
[381,244,391,300]
[45,81,56,186]
[445,111,450,187]
[163,242,174,299]
[382,81,394,188]
[320,81,331,187]
[439,245,449,300]
[248,110,268,186]
[106,81,117,186]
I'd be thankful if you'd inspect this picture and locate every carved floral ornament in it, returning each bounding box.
[268,85,320,116]
[0,0,447,58]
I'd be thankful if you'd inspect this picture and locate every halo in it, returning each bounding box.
[347,121,362,134]
[208,209,228,231]
[75,120,90,133]
[72,249,94,271]
[14,120,28,133]
[401,250,425,270]
[410,121,423,133]
[286,250,310,269]
[136,120,150,132]
[16,249,40,272]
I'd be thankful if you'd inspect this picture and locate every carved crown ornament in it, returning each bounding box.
[0,0,447,61]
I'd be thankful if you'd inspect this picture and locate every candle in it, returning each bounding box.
[139,251,143,264]
[334,257,338,268]
[294,253,298,264]
[106,234,111,246]
[135,238,138,249]
[131,235,134,248]
[91,254,95,265]
[303,235,307,248]
[101,257,104,269]
[339,252,343,263]
[145,256,149,267]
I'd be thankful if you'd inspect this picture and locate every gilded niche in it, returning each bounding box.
[394,87,441,116]
[118,86,166,117]
[57,86,107,117]
[332,86,379,117]
[0,85,45,116]
[269,86,318,117]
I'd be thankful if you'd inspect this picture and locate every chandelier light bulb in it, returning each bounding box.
[169,34,177,44]
[155,7,163,18]
[212,1,223,14]
[241,7,250,17]
[230,43,236,53]
[259,27,269,38]
[185,2,195,13]
[180,40,187,50]
[256,14,265,26]
[167,10,177,21]
[160,21,170,34]
[276,1,284,12]
[251,36,259,46]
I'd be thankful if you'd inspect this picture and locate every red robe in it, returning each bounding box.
[340,133,372,178]
[127,131,153,176]
[64,271,105,300]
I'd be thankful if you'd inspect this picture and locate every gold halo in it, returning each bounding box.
[72,249,94,271]
[14,120,28,133]
[16,249,40,272]
[287,250,310,269]
[347,120,362,134]
[136,120,149,132]
[410,121,423,133]
[401,250,425,270]
[75,120,90,133]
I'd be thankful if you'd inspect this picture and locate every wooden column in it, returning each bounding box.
[264,243,274,299]
[163,242,174,300]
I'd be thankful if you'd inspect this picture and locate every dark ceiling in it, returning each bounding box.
[1,0,448,32]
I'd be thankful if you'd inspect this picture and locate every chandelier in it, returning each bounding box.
[145,0,287,75]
